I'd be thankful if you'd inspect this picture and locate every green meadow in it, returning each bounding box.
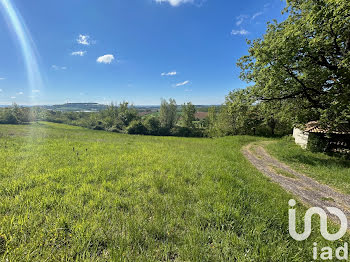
[0,122,348,261]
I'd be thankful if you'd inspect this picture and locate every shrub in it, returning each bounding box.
[127,120,148,135]
[170,126,203,137]
[0,109,18,124]
[144,116,161,135]
[307,133,328,153]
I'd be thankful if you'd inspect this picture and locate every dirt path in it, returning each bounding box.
[242,142,350,228]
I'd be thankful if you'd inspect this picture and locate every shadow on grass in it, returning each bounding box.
[287,153,350,169]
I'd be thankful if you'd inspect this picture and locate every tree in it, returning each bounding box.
[0,108,17,124]
[259,101,294,136]
[181,102,196,128]
[159,98,177,130]
[144,116,161,135]
[209,89,292,137]
[207,106,234,137]
[117,101,138,127]
[11,103,25,123]
[225,89,260,135]
[102,103,119,128]
[207,106,218,136]
[238,0,350,128]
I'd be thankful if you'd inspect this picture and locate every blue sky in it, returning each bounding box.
[0,0,286,105]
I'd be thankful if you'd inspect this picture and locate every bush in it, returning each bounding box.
[127,120,148,135]
[144,116,161,135]
[307,133,328,153]
[158,127,171,136]
[0,110,18,124]
[170,126,203,137]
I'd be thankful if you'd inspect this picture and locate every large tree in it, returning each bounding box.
[181,102,196,128]
[238,0,350,128]
[159,98,177,130]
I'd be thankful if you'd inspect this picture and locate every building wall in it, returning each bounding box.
[293,128,309,149]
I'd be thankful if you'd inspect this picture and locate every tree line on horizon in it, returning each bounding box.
[0,98,291,137]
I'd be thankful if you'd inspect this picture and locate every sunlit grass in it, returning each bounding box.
[0,123,348,261]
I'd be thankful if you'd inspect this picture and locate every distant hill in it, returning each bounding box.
[42,103,108,112]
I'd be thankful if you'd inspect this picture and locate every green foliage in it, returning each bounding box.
[0,99,206,138]
[0,108,18,124]
[238,0,350,128]
[181,102,196,128]
[207,106,218,137]
[159,98,177,130]
[127,120,148,135]
[96,102,138,131]
[259,102,293,136]
[98,102,119,129]
[0,104,47,124]
[225,89,262,135]
[170,126,203,137]
[144,116,161,136]
[117,101,138,128]
[307,133,328,153]
[207,90,292,137]
[42,102,139,133]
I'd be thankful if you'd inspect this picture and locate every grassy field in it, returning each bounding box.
[0,123,348,261]
[265,137,350,194]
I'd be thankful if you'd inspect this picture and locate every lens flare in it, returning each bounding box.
[0,0,44,104]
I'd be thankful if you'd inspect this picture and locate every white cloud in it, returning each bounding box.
[231,29,249,35]
[52,65,67,70]
[252,12,263,20]
[175,80,190,87]
[185,89,192,92]
[155,0,194,7]
[235,12,263,27]
[0,89,2,92]
[16,92,24,95]
[236,15,248,26]
[77,34,91,45]
[161,71,177,76]
[0,78,5,80]
[97,54,115,64]
[71,51,86,56]
[10,96,16,99]
[32,89,40,93]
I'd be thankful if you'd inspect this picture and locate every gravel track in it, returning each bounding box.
[242,142,350,228]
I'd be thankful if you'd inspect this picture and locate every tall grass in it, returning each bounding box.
[0,123,347,261]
